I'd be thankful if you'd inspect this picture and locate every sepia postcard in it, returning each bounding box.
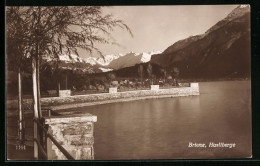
[5,4,251,160]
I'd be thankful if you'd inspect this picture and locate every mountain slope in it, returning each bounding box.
[150,5,250,78]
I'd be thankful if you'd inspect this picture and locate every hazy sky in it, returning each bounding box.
[80,5,238,58]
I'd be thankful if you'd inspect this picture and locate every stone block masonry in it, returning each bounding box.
[7,83,199,109]
[109,87,117,93]
[59,90,71,97]
[151,85,159,90]
[45,113,97,160]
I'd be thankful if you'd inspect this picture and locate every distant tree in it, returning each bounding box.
[147,63,153,85]
[137,64,144,85]
[171,67,180,86]
[152,74,157,84]
[106,72,116,86]
[160,68,167,82]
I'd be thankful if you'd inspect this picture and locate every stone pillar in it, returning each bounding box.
[190,83,199,95]
[109,87,117,93]
[151,85,159,90]
[45,113,97,160]
[59,90,71,97]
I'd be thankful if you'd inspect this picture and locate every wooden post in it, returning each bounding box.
[58,82,60,91]
[65,73,67,90]
[18,67,25,142]
[58,81,60,96]
[48,110,51,117]
[32,55,39,160]
[140,65,143,86]
[36,54,42,118]
[45,124,52,159]
[36,52,44,159]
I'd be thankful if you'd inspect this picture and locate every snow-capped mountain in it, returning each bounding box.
[82,51,162,70]
[58,54,84,63]
[82,54,122,66]
[101,51,162,70]
[84,57,98,66]
[140,51,162,63]
[96,54,122,66]
[99,67,114,72]
[43,50,162,73]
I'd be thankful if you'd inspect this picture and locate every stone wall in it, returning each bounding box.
[45,113,97,160]
[7,83,199,109]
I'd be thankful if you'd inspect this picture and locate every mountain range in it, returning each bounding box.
[50,5,250,79]
[54,51,161,72]
[104,51,161,70]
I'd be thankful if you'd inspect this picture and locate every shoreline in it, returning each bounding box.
[50,94,195,111]
[7,94,197,117]
[6,79,249,101]
[7,85,199,110]
[7,84,199,114]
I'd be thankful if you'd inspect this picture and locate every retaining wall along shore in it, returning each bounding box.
[7,83,199,110]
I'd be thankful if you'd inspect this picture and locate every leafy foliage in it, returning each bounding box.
[137,64,143,82]
[6,6,133,71]
[171,67,180,78]
[160,68,167,81]
[106,72,116,82]
[147,63,153,79]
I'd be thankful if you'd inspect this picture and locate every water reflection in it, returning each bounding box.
[71,81,251,159]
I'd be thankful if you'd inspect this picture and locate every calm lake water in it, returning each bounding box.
[7,80,252,160]
[70,80,252,159]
